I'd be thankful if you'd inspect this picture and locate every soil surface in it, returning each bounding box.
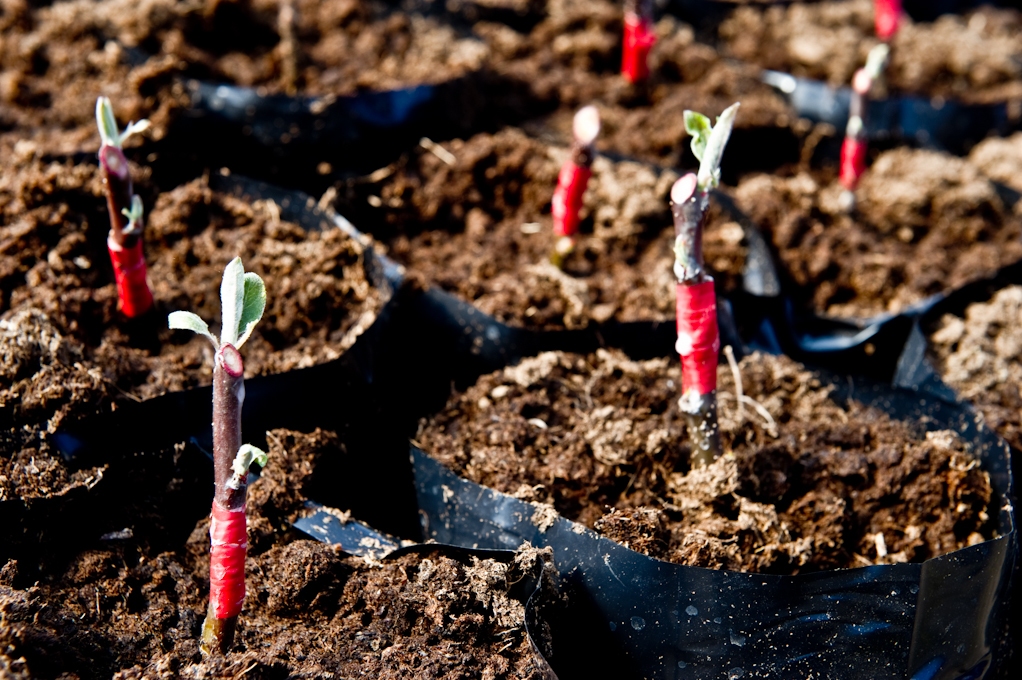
[733,146,1022,318]
[929,285,1022,454]
[339,127,746,329]
[418,349,995,573]
[719,0,1022,104]
[0,428,555,679]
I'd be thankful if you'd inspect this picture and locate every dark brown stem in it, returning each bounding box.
[570,139,595,168]
[682,390,722,468]
[671,180,709,285]
[203,343,246,654]
[213,344,245,509]
[99,145,138,248]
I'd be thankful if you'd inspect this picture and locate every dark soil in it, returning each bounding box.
[719,0,1022,104]
[0,167,382,434]
[339,127,746,329]
[928,285,1022,454]
[0,428,555,679]
[733,146,1022,318]
[417,349,996,573]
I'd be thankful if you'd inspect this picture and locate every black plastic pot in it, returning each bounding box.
[49,175,427,538]
[411,376,1016,680]
[294,504,559,679]
[762,71,1014,155]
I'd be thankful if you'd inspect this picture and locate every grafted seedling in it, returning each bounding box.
[168,257,268,655]
[673,102,739,467]
[622,0,656,84]
[551,106,600,268]
[96,97,153,318]
[839,44,889,207]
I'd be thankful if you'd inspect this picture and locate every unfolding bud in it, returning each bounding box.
[685,103,740,191]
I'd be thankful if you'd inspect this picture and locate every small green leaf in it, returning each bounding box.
[684,111,712,162]
[120,195,144,232]
[229,444,268,487]
[864,43,890,80]
[696,102,740,191]
[168,311,218,348]
[235,272,266,349]
[119,119,151,145]
[219,257,245,347]
[96,97,120,148]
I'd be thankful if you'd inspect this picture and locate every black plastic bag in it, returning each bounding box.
[411,377,1016,679]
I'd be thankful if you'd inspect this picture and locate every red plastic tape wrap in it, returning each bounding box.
[839,136,867,191]
[676,280,720,396]
[621,13,656,83]
[209,502,247,619]
[551,161,592,238]
[107,237,153,318]
[874,0,902,42]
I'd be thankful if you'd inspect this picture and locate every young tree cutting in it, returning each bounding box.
[168,258,268,655]
[96,97,153,318]
[550,105,600,267]
[671,102,739,467]
[838,43,890,207]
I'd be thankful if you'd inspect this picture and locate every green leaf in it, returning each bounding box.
[228,444,268,488]
[120,195,144,232]
[684,111,712,162]
[235,271,266,349]
[219,257,245,347]
[168,311,218,348]
[96,97,120,148]
[696,102,740,191]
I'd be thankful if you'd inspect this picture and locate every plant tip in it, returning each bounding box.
[573,106,601,145]
[671,174,698,204]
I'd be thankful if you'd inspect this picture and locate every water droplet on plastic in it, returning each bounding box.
[714,617,722,624]
[631,616,646,631]
[910,585,919,594]
[677,661,688,669]
[686,605,699,616]
[609,621,617,631]
[727,668,745,679]
[730,631,746,647]
[956,643,965,654]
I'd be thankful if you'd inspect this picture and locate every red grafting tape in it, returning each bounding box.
[552,161,592,238]
[209,502,247,619]
[621,13,656,84]
[874,0,902,42]
[839,136,867,190]
[676,280,719,395]
[107,238,153,318]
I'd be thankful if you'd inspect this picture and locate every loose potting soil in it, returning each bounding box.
[928,285,1022,453]
[343,127,745,329]
[720,0,1022,104]
[417,349,996,573]
[0,428,554,678]
[734,146,1022,319]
